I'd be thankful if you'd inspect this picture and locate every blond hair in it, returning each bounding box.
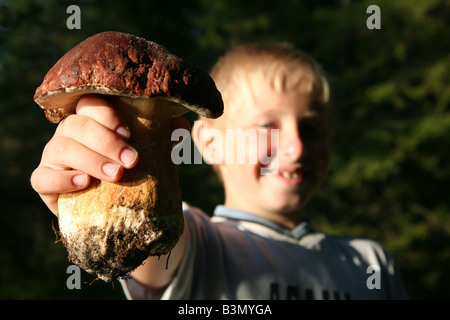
[207,42,330,124]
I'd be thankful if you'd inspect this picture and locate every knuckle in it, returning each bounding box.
[56,114,90,136]
[69,115,92,134]
[30,166,60,193]
[43,135,73,161]
[99,108,120,127]
[99,131,122,150]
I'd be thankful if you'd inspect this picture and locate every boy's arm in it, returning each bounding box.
[30,94,188,293]
[129,223,188,297]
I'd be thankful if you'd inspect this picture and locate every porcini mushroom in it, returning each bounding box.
[33,31,223,282]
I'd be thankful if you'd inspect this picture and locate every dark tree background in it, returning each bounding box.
[0,0,448,299]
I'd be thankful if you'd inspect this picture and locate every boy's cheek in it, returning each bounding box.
[256,131,280,175]
[258,128,279,154]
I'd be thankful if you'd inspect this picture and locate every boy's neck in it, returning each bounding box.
[223,199,303,230]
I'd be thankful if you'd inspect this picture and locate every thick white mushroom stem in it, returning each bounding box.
[57,96,184,282]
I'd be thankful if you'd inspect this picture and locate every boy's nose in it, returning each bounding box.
[281,130,304,161]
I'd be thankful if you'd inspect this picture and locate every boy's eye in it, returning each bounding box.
[257,122,276,129]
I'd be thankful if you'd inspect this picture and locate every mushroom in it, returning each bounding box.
[33,31,223,282]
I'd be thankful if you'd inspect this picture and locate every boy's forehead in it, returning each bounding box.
[235,60,313,93]
[221,82,313,128]
[226,66,315,109]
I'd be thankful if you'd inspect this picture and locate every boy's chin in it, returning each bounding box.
[283,188,318,210]
[268,196,308,215]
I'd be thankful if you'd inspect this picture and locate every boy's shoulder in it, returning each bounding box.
[301,231,393,266]
[304,231,383,247]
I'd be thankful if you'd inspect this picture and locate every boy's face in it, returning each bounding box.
[214,74,330,228]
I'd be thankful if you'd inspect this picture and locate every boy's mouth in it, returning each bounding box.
[276,167,304,185]
[281,171,300,179]
[260,164,306,183]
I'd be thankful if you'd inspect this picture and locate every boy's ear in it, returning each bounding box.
[192,120,224,165]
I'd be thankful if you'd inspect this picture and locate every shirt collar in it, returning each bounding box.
[213,205,312,240]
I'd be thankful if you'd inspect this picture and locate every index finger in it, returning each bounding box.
[75,94,131,139]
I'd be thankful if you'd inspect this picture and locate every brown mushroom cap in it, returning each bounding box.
[33,31,223,122]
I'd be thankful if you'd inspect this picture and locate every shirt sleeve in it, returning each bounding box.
[160,202,224,299]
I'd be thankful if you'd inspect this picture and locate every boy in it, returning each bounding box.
[30,42,407,299]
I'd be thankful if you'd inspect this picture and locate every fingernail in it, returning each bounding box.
[72,174,87,187]
[115,126,130,139]
[120,147,138,167]
[102,162,120,177]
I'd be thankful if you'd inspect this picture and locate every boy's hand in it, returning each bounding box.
[30,94,191,216]
[30,94,138,215]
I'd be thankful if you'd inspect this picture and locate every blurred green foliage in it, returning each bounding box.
[0,0,448,299]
